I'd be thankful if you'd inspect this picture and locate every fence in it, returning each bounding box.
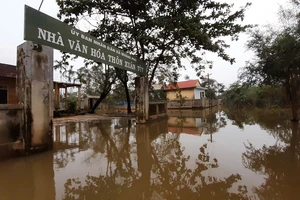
[167,99,222,109]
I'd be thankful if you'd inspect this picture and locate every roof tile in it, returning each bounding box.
[164,80,199,90]
[0,63,16,78]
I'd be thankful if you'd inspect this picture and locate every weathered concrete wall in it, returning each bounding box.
[135,77,149,123]
[0,104,23,144]
[0,77,18,104]
[148,102,167,120]
[16,42,53,151]
[0,104,24,159]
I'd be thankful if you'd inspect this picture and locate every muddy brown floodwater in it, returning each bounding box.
[0,108,299,200]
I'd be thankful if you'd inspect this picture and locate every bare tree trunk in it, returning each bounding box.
[89,95,106,113]
[286,80,299,122]
[290,91,299,122]
[124,84,132,114]
[115,68,132,114]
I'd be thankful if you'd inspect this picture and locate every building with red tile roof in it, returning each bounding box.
[164,79,200,90]
[164,79,207,100]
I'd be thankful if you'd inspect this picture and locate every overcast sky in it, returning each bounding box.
[0,0,288,87]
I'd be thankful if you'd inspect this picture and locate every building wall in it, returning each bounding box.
[194,89,201,99]
[0,104,23,145]
[194,89,206,99]
[0,77,18,104]
[166,89,195,100]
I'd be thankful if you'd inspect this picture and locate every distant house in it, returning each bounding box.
[0,63,81,111]
[164,79,207,101]
[0,64,18,104]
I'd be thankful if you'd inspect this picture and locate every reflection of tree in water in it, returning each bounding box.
[216,110,227,129]
[223,109,256,129]
[61,120,249,200]
[224,108,290,131]
[242,113,300,199]
[199,111,227,137]
[62,120,139,200]
[151,134,248,199]
[206,111,227,133]
[224,108,293,144]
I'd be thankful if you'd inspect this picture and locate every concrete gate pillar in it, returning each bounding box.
[16,42,53,152]
[135,76,149,123]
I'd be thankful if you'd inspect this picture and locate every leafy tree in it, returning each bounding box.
[223,82,245,108]
[223,83,289,109]
[239,0,300,121]
[149,86,166,101]
[201,77,225,98]
[54,53,78,82]
[77,62,117,113]
[56,0,251,87]
[115,68,133,113]
[65,95,78,114]
[205,88,217,100]
[108,80,135,105]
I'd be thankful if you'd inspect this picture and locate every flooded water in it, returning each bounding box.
[0,108,299,200]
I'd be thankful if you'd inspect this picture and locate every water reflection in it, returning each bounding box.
[0,108,300,200]
[59,118,248,200]
[0,151,55,200]
[234,109,300,200]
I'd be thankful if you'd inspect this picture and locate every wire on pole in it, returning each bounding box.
[38,0,45,11]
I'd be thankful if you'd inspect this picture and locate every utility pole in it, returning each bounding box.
[206,73,212,109]
[206,73,213,143]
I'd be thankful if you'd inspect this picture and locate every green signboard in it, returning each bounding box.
[24,5,146,75]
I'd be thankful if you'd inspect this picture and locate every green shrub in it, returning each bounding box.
[66,96,77,114]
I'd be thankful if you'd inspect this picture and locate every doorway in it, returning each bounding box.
[0,86,8,104]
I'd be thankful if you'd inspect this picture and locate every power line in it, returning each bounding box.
[38,0,45,11]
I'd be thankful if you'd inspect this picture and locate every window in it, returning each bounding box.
[0,86,8,104]
[200,92,204,98]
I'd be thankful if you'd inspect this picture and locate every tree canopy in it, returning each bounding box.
[238,0,300,120]
[56,0,251,86]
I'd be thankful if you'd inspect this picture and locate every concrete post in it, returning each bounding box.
[156,104,159,115]
[135,76,149,123]
[64,87,67,99]
[16,42,53,152]
[77,86,81,110]
[54,83,59,110]
[64,87,67,110]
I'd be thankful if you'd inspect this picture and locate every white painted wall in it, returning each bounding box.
[194,88,206,99]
